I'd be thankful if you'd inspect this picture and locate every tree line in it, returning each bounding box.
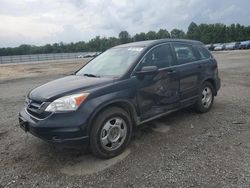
[1,22,250,56]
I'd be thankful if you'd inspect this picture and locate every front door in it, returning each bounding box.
[134,43,180,120]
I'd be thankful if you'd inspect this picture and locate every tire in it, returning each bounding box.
[90,107,133,159]
[195,81,215,113]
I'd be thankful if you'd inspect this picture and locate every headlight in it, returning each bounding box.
[45,93,89,112]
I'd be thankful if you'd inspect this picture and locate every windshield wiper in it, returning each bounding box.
[83,73,100,78]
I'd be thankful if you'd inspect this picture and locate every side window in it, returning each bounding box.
[138,44,174,69]
[173,43,198,65]
[197,46,211,59]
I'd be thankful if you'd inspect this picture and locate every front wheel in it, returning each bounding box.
[90,107,132,159]
[195,82,215,113]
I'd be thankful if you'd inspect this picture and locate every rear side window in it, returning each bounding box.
[173,43,198,65]
[138,44,174,69]
[197,46,211,59]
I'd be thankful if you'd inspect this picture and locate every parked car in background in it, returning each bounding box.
[212,43,220,50]
[225,42,240,50]
[214,44,225,51]
[92,52,101,57]
[84,52,101,58]
[83,53,92,58]
[19,39,221,158]
[77,55,84,58]
[239,41,250,49]
[205,44,214,51]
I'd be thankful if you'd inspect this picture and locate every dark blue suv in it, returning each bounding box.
[19,39,221,158]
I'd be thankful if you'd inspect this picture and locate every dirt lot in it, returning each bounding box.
[0,50,250,187]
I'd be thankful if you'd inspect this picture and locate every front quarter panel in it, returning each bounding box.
[78,78,139,133]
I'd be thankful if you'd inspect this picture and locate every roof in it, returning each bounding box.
[113,39,203,48]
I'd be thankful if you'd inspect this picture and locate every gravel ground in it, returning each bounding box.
[0,50,250,188]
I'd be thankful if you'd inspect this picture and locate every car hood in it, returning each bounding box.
[29,75,114,101]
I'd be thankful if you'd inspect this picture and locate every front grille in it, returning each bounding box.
[26,108,52,119]
[28,100,43,112]
[25,99,51,119]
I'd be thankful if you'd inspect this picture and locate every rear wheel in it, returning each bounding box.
[90,107,132,159]
[195,82,214,113]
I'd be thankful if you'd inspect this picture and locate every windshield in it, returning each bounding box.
[76,47,144,77]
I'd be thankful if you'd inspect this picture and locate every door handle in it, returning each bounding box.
[167,69,176,74]
[197,64,202,69]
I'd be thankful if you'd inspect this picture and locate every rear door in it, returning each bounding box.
[171,42,205,105]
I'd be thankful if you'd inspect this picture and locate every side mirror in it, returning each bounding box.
[136,66,159,77]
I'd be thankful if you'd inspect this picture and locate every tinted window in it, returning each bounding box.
[138,44,174,70]
[197,46,211,59]
[173,43,198,65]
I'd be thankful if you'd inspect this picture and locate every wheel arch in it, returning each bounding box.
[87,99,139,134]
[202,77,217,96]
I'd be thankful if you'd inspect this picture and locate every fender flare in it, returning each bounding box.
[86,98,139,134]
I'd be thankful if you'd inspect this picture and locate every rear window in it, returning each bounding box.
[173,43,198,65]
[197,46,211,59]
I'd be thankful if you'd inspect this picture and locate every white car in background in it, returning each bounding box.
[214,44,225,51]
[77,55,84,58]
[225,42,240,50]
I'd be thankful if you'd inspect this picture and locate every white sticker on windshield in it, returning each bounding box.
[128,47,144,52]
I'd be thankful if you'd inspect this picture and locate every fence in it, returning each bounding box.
[0,52,91,64]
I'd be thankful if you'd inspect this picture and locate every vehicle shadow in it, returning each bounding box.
[27,106,213,175]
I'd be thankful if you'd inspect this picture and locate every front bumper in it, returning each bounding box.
[19,108,89,149]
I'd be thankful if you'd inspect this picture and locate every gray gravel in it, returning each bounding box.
[0,50,250,188]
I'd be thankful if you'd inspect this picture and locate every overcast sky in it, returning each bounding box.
[0,0,250,47]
